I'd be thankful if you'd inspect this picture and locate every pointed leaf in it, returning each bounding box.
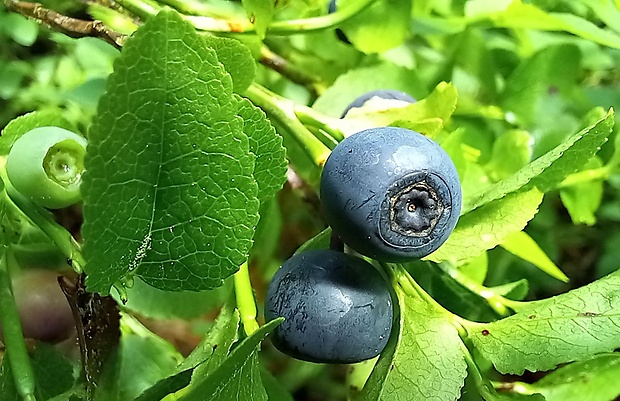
[470,269,620,374]
[500,231,567,282]
[488,2,620,49]
[357,288,466,401]
[343,82,458,139]
[82,10,259,293]
[94,332,183,401]
[180,318,282,401]
[133,368,194,401]
[464,110,613,213]
[312,63,423,118]
[527,353,620,401]
[0,110,75,155]
[340,0,412,53]
[427,189,544,265]
[241,0,274,38]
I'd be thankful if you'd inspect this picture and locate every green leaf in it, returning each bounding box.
[485,130,532,182]
[94,326,183,401]
[340,0,412,53]
[427,189,544,265]
[183,306,240,378]
[295,227,331,254]
[500,231,568,282]
[464,110,614,213]
[441,28,498,98]
[343,82,458,139]
[133,368,194,401]
[357,287,466,401]
[312,63,424,118]
[0,355,18,401]
[500,44,580,127]
[458,252,488,285]
[135,306,240,401]
[179,318,282,401]
[559,157,604,226]
[353,286,402,401]
[82,10,260,293]
[4,14,38,47]
[464,0,512,17]
[46,386,87,401]
[491,279,529,301]
[203,36,256,93]
[408,262,499,322]
[0,110,75,155]
[0,342,75,401]
[237,96,287,203]
[470,269,620,374]
[113,277,232,320]
[560,180,603,226]
[30,344,76,400]
[261,368,295,401]
[525,353,620,401]
[486,2,620,49]
[241,0,274,38]
[579,0,620,34]
[250,199,282,267]
[485,388,546,401]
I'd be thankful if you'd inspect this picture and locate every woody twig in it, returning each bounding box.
[4,0,126,49]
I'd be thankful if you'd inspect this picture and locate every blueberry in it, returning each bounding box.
[320,127,462,261]
[341,90,416,117]
[265,249,393,364]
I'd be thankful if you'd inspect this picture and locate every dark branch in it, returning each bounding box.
[259,46,324,97]
[4,0,126,49]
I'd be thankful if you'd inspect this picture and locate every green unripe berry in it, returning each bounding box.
[6,126,87,209]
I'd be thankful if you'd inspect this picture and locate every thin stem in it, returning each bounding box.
[437,262,520,317]
[245,84,331,168]
[87,4,139,35]
[306,125,338,150]
[116,0,376,34]
[115,0,162,19]
[294,105,345,142]
[385,262,468,337]
[6,0,376,49]
[0,247,37,401]
[395,263,445,309]
[259,47,324,94]
[234,262,259,336]
[491,380,537,395]
[187,0,378,34]
[0,162,85,274]
[158,0,240,19]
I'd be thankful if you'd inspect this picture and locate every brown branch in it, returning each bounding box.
[259,46,326,97]
[4,0,126,49]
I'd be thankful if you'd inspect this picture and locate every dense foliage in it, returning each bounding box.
[1,1,620,401]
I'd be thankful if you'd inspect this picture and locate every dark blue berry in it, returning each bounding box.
[320,127,461,262]
[265,249,393,364]
[342,90,416,117]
